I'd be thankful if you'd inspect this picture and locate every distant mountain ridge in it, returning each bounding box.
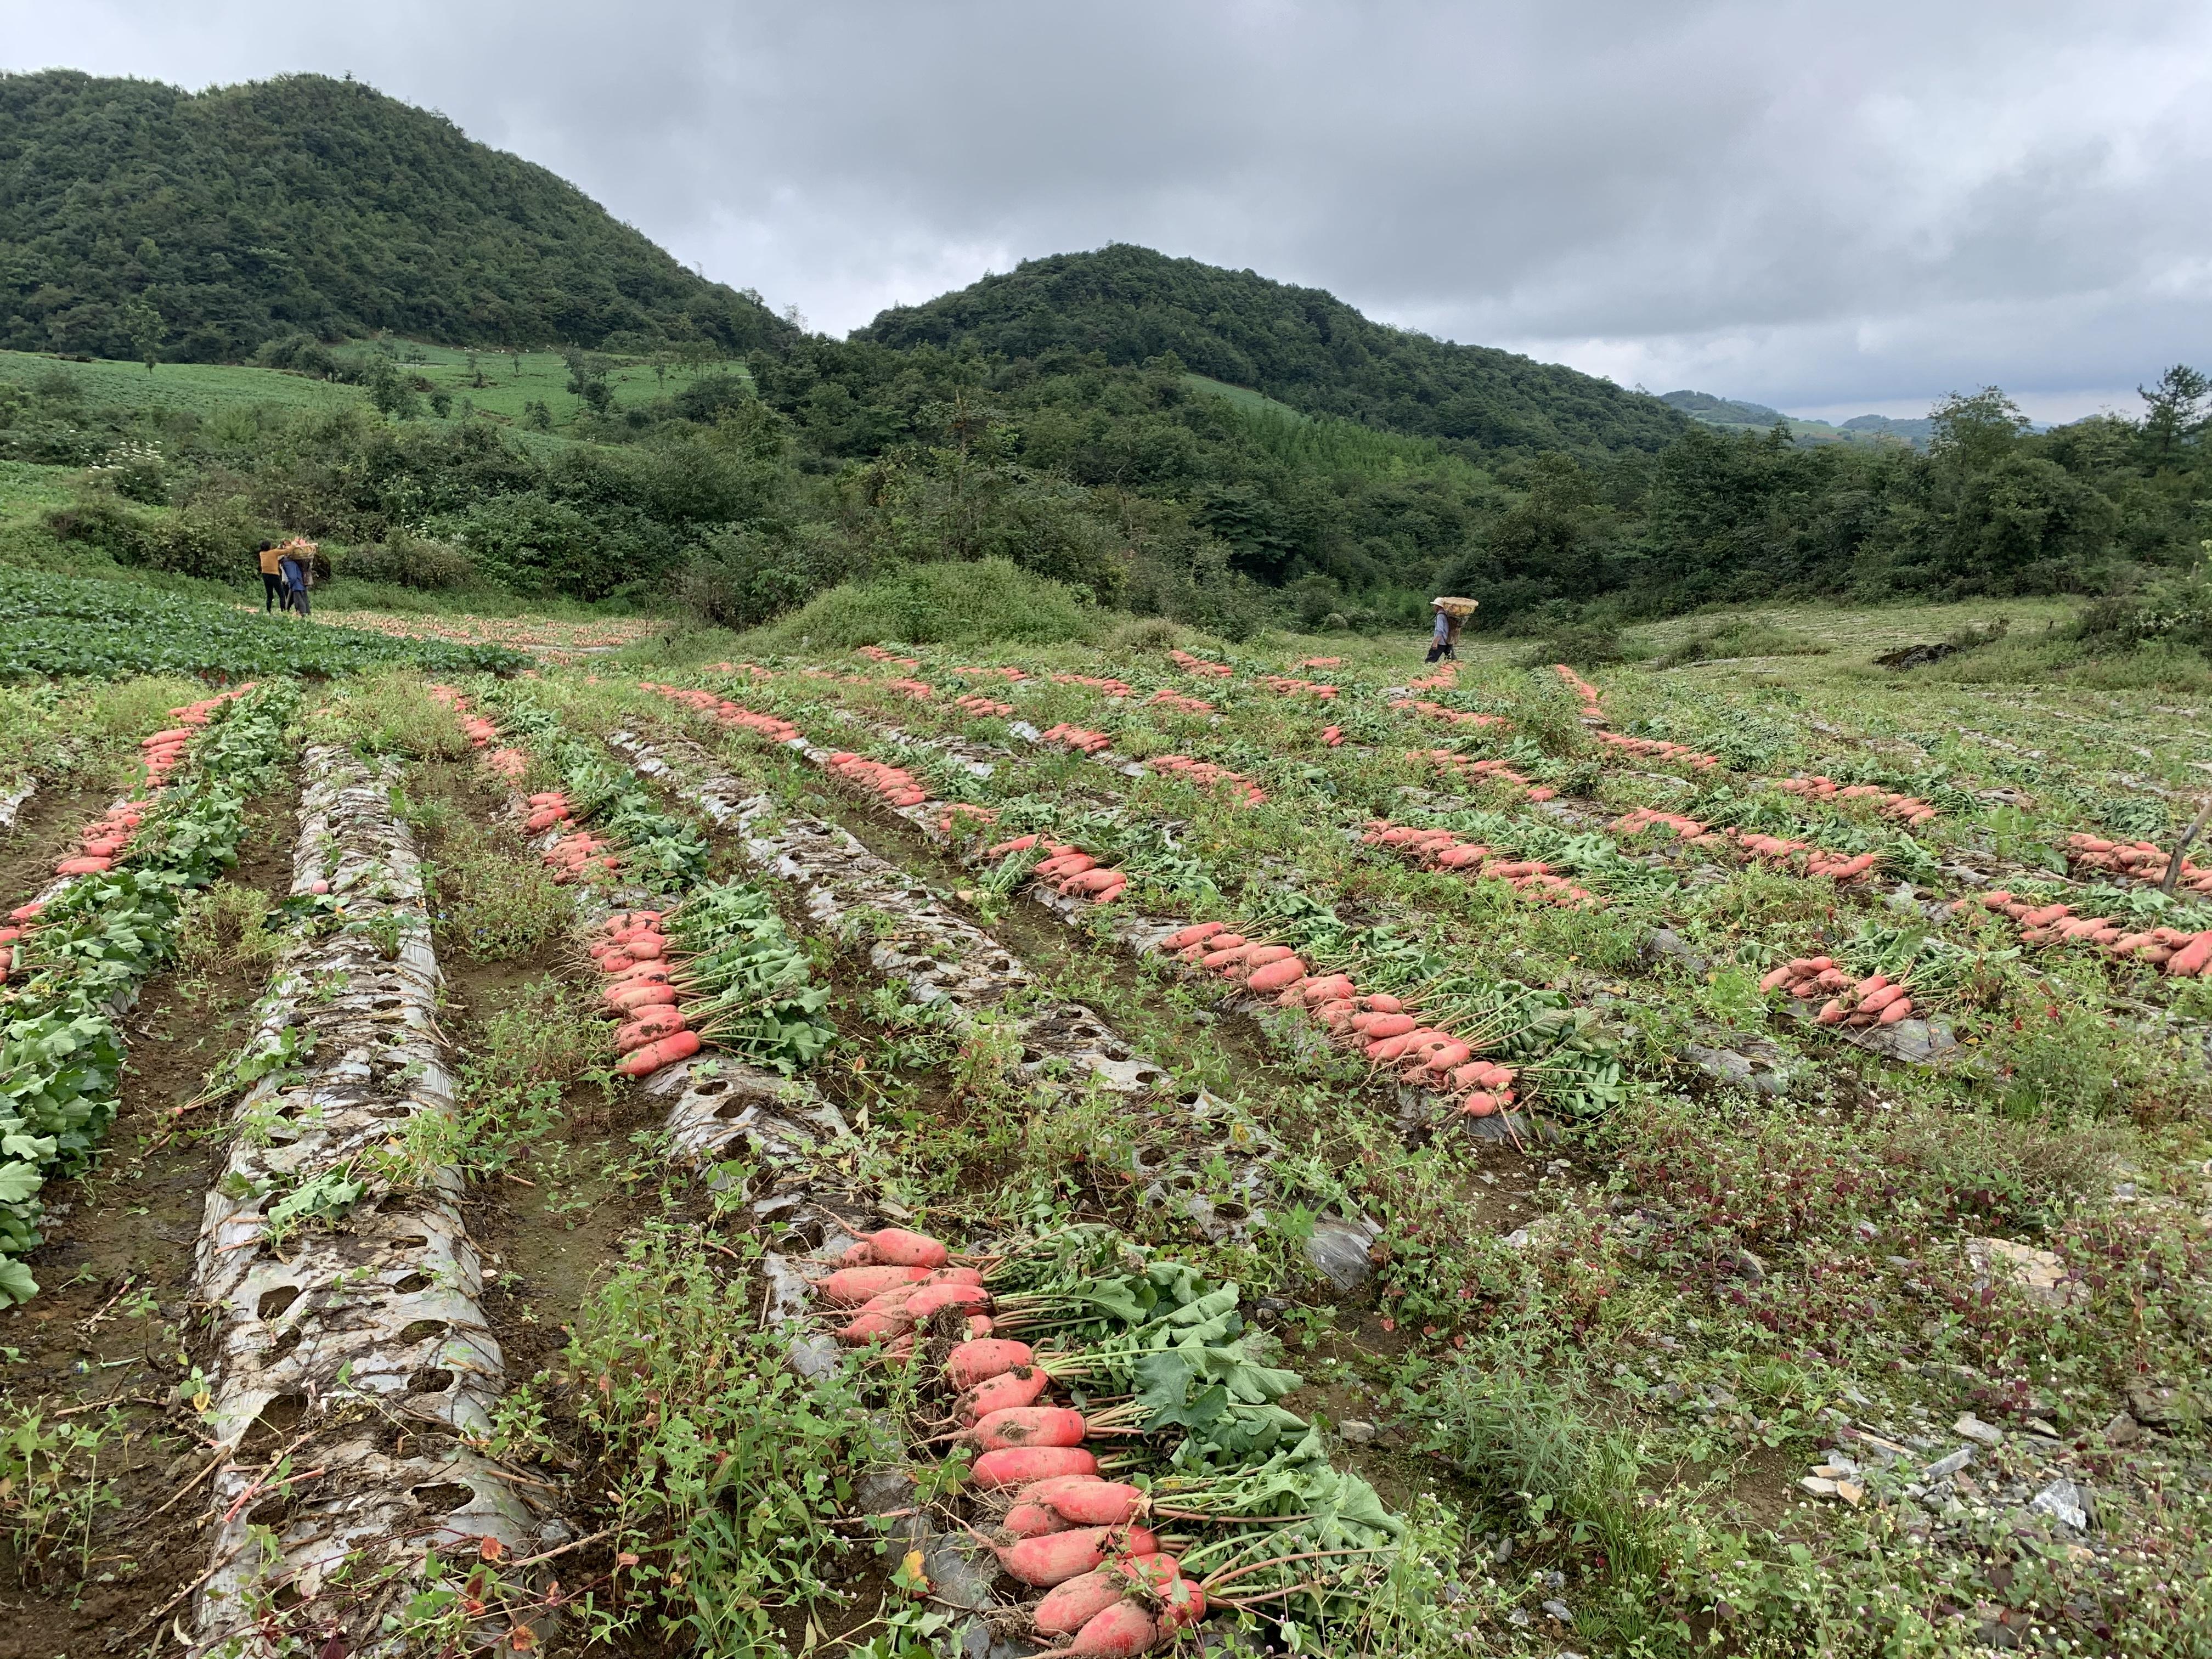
[860,244,1690,459]
[1660,388,1934,449]
[0,70,793,362]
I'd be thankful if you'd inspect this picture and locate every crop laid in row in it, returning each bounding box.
[187,736,559,1652]
[642,682,1623,1131]
[0,681,294,1301]
[775,658,2209,1024]
[433,684,836,1083]
[2067,831,2212,895]
[803,1219,1410,1655]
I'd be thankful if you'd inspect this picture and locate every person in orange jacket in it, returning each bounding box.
[256,540,287,612]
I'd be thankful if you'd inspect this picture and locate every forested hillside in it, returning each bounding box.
[1662,389,1937,449]
[0,70,792,360]
[860,244,1688,458]
[2,71,2209,666]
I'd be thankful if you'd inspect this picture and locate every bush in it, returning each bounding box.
[674,528,825,630]
[1648,616,1831,668]
[2074,565,2212,652]
[45,492,152,563]
[137,499,270,581]
[337,529,475,590]
[741,557,1102,650]
[1519,620,1625,669]
[252,333,341,379]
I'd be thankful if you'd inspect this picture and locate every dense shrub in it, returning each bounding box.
[336,530,475,590]
[741,557,1101,650]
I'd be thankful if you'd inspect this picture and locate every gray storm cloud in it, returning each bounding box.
[4,0,2208,420]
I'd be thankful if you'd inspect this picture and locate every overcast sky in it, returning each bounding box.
[6,1,2209,423]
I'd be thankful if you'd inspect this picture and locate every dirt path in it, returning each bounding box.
[408,759,656,1398]
[0,785,300,1656]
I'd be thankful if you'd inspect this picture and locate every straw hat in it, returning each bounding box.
[1431,596,1479,617]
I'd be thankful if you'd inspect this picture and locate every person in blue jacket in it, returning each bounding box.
[278,543,313,618]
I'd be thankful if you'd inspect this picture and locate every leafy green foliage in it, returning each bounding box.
[0,680,300,1296]
[663,880,834,1074]
[488,1223,888,1654]
[859,244,1688,457]
[0,568,527,679]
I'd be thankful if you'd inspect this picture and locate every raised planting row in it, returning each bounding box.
[1359,821,1602,909]
[1550,663,1605,720]
[187,737,561,1655]
[1605,806,1881,883]
[799,1219,1410,1657]
[0,681,295,1301]
[995,849,1588,1131]
[434,682,844,1090]
[637,684,1615,1135]
[771,667,2209,1034]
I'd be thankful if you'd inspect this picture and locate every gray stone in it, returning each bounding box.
[1968,1237,2084,1310]
[2103,1412,2141,1446]
[2030,1478,2093,1532]
[1304,1217,1380,1291]
[1542,1599,1573,1621]
[1645,928,1708,971]
[1681,1043,1754,1086]
[2128,1381,2193,1426]
[1953,1413,2005,1447]
[1340,1419,1377,1444]
[1921,1446,1974,1481]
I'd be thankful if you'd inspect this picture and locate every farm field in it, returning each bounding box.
[0,340,741,440]
[386,342,749,427]
[0,609,2207,1659]
[0,351,368,420]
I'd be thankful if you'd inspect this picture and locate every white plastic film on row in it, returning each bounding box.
[187,744,557,1656]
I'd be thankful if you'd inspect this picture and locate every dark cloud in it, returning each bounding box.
[7,0,2208,419]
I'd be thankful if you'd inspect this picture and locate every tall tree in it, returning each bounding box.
[2138,364,2209,467]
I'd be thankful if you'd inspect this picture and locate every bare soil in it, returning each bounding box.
[0,776,123,918]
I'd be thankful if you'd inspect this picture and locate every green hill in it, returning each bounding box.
[856,244,1688,459]
[1660,388,1935,450]
[0,70,794,362]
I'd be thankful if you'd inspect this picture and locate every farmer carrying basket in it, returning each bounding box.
[1428,595,1476,662]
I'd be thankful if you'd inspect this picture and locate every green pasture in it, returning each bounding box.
[0,349,365,417]
[1,342,747,436]
[386,342,748,427]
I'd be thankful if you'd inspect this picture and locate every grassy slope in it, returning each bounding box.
[0,349,365,417]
